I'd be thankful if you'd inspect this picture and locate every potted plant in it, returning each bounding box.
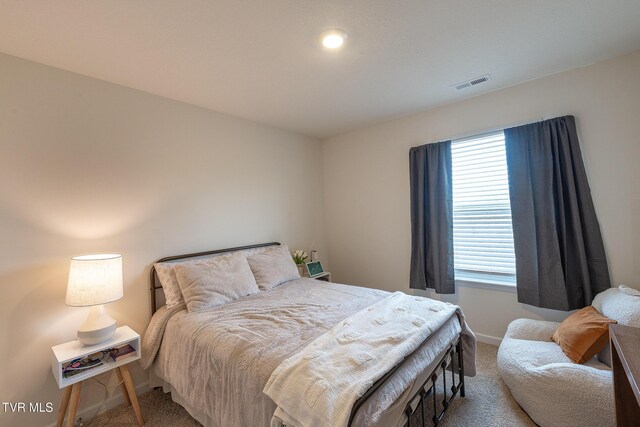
[292,250,308,276]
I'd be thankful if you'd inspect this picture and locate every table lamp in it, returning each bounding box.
[66,254,123,345]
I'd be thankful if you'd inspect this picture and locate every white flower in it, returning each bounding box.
[292,249,308,264]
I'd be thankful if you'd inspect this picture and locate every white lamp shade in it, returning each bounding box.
[66,254,123,306]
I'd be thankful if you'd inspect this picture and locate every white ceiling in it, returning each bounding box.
[1,1,640,138]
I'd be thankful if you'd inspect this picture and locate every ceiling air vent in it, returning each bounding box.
[452,74,491,91]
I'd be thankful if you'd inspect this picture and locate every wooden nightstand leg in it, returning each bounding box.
[115,367,132,406]
[56,386,72,427]
[118,365,144,425]
[66,382,82,427]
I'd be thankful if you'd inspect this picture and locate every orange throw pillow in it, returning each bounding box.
[551,306,617,364]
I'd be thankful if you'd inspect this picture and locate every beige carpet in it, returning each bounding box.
[85,342,535,427]
[438,342,535,427]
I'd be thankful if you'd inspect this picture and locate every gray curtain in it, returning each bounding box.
[504,115,611,310]
[409,141,454,293]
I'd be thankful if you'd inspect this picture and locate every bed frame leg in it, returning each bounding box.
[419,389,427,427]
[458,339,465,398]
[431,373,438,425]
[441,359,448,409]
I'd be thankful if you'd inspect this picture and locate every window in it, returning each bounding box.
[451,131,516,285]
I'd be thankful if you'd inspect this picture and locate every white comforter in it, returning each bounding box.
[264,292,460,427]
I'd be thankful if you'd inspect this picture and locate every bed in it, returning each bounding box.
[141,242,476,427]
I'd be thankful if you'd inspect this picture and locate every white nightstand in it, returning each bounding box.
[51,326,144,427]
[312,272,331,282]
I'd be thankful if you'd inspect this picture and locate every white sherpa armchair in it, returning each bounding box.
[497,286,640,427]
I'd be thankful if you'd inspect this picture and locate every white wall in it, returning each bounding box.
[322,50,640,342]
[2,44,639,427]
[0,52,324,426]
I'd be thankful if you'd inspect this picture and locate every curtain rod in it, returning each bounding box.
[432,115,552,144]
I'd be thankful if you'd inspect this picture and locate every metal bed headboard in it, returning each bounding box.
[149,241,281,316]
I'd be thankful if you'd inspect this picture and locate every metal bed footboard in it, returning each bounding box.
[348,334,465,427]
[404,337,465,426]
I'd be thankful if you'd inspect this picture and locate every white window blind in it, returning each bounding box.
[451,131,516,285]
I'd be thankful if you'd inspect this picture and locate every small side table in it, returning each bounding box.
[51,326,144,427]
[312,272,331,282]
[610,324,640,426]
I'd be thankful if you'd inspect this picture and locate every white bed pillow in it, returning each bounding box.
[174,252,259,313]
[247,244,300,290]
[154,246,277,309]
[154,262,184,308]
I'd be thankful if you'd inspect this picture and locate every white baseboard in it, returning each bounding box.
[475,332,502,346]
[45,380,151,427]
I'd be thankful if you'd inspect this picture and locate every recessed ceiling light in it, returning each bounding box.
[320,29,348,49]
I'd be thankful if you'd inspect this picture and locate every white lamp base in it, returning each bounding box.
[77,304,117,346]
